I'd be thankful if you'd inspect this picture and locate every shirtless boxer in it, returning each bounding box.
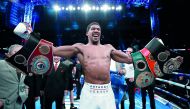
[13,21,184,109]
[53,22,132,109]
[13,21,132,109]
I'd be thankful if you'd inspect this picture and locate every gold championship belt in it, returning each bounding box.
[6,32,53,75]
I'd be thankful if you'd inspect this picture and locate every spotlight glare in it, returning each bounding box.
[116,5,122,11]
[77,7,81,10]
[82,4,91,12]
[92,6,96,10]
[95,7,99,11]
[52,4,123,12]
[53,5,61,11]
[68,5,74,11]
[111,6,115,10]
[102,4,110,11]
[61,7,65,10]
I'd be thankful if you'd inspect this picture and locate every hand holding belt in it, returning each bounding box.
[13,22,33,39]
[128,37,184,88]
[6,22,53,75]
[145,37,183,74]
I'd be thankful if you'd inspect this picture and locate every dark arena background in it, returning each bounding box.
[0,0,189,109]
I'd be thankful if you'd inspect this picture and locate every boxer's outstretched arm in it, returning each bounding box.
[53,43,82,58]
[108,44,133,64]
[111,50,132,64]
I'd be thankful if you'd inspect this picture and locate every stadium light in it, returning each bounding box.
[53,5,61,11]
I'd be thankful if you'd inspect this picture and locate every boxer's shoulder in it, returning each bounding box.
[73,43,84,46]
[103,44,114,49]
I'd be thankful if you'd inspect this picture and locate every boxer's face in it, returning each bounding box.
[86,24,101,43]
